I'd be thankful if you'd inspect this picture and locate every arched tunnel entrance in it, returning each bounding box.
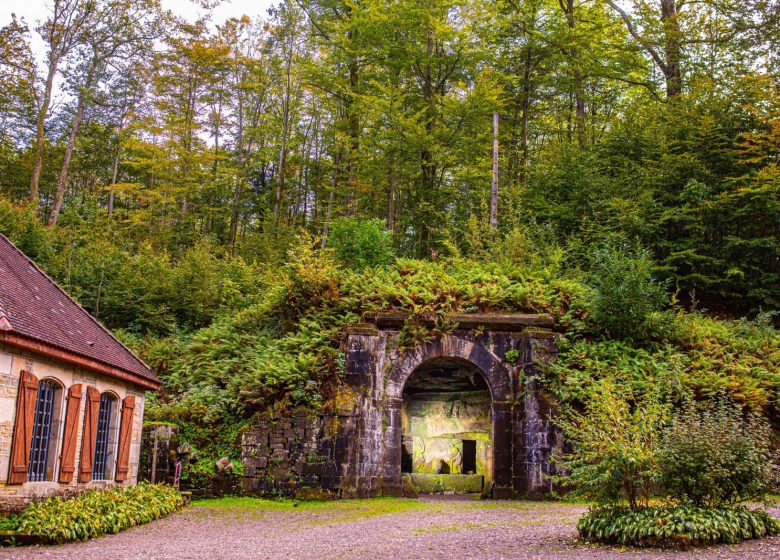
[241,317,561,499]
[400,357,493,494]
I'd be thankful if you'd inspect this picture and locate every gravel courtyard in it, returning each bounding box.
[2,496,779,560]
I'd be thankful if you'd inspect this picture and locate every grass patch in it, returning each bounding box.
[468,500,536,510]
[192,496,428,523]
[309,499,428,524]
[414,521,489,533]
[192,496,306,511]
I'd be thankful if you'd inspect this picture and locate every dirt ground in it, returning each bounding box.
[1,496,779,559]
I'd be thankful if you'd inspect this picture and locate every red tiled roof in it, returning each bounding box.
[0,234,159,387]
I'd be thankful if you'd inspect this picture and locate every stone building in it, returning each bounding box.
[0,234,160,510]
[242,312,562,499]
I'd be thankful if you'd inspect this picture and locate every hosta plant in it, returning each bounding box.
[578,504,780,548]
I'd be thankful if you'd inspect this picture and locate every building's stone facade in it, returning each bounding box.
[242,315,563,499]
[0,343,145,511]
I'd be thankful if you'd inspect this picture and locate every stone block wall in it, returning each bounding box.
[242,409,368,498]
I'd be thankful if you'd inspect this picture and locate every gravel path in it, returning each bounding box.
[1,497,779,560]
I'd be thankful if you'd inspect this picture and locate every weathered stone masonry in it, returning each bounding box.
[242,313,562,499]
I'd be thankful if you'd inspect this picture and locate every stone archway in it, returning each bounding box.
[381,335,515,495]
[241,313,562,500]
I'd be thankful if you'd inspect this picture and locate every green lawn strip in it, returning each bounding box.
[192,496,429,524]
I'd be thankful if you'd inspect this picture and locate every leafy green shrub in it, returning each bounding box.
[659,400,778,506]
[12,483,183,543]
[545,339,690,406]
[667,312,780,410]
[168,242,263,329]
[0,199,52,262]
[578,504,780,547]
[328,217,394,270]
[553,383,668,509]
[587,239,667,339]
[548,312,780,414]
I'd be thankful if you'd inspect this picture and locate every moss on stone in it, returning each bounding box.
[409,473,485,494]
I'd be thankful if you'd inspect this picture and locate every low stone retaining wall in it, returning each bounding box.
[409,473,484,494]
[241,409,363,498]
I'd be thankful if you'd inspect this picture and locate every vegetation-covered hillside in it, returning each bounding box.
[0,0,778,486]
[1,202,777,482]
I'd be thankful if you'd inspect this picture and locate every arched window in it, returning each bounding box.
[93,393,118,481]
[27,379,63,482]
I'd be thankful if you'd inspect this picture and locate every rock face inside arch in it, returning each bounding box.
[241,313,562,499]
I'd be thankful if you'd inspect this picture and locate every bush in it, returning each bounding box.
[587,239,667,339]
[659,400,778,506]
[547,311,780,414]
[0,199,52,262]
[168,243,263,329]
[578,504,780,548]
[11,483,183,543]
[553,383,668,509]
[328,217,394,270]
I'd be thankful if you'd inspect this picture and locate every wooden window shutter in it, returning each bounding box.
[58,384,82,483]
[8,371,39,484]
[78,386,100,483]
[115,396,136,482]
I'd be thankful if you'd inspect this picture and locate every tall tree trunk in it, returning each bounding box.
[321,149,342,249]
[228,174,242,248]
[345,30,360,216]
[490,111,499,230]
[519,44,532,187]
[109,93,135,217]
[47,83,88,226]
[228,67,246,249]
[660,0,682,97]
[419,25,436,254]
[273,129,288,225]
[29,60,58,205]
[108,139,120,216]
[562,0,586,145]
[274,33,295,227]
[386,152,396,233]
[292,121,312,227]
[607,0,683,98]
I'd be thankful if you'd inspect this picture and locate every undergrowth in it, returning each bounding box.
[6,483,183,543]
[134,237,778,492]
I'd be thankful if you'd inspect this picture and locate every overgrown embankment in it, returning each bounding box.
[137,237,778,488]
[1,201,777,491]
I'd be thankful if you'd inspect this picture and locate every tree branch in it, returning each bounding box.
[606,0,669,76]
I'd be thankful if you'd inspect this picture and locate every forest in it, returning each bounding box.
[0,0,778,493]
